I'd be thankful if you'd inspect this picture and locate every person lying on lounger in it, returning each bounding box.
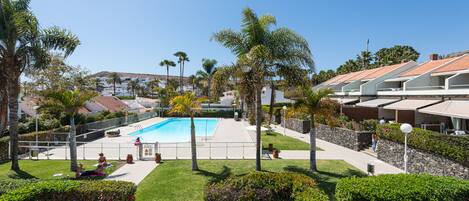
[75,163,105,178]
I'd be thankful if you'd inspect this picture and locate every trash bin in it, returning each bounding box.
[367,163,375,176]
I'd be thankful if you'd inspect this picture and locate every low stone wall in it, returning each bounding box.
[316,124,372,151]
[282,118,311,134]
[378,139,469,180]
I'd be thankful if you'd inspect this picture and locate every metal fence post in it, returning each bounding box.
[83,143,86,160]
[175,143,178,159]
[242,143,245,159]
[47,141,50,160]
[101,142,103,154]
[225,143,228,159]
[29,141,32,160]
[65,142,68,160]
[209,142,211,159]
[118,143,121,161]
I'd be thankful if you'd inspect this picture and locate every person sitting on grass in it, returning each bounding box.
[98,153,108,167]
[75,163,106,178]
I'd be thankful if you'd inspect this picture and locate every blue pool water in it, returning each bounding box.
[129,118,219,142]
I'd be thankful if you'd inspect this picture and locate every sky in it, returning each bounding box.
[30,0,469,76]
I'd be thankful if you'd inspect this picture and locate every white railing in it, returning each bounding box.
[18,140,257,161]
[18,141,138,161]
[406,85,444,90]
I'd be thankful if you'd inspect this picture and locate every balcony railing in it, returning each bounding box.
[449,84,469,89]
[377,87,403,92]
[406,85,444,91]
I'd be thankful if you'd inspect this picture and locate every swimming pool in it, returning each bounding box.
[129,118,219,142]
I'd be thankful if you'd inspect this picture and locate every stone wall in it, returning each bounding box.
[316,124,372,151]
[282,118,311,134]
[378,139,469,180]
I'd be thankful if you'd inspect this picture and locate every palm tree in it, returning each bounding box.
[127,78,140,97]
[174,51,189,93]
[159,59,176,88]
[0,0,80,171]
[213,8,313,171]
[188,75,197,93]
[42,89,97,171]
[169,93,204,171]
[201,58,217,99]
[293,88,333,171]
[107,72,121,96]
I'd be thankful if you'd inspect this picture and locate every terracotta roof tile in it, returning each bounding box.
[93,96,129,112]
[362,62,409,80]
[400,57,458,77]
[431,54,469,74]
[344,68,381,82]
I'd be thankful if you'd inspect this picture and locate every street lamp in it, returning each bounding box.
[282,106,287,136]
[33,106,40,147]
[400,123,413,173]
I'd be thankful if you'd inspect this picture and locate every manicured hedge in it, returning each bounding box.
[335,174,469,201]
[205,172,328,201]
[377,124,469,167]
[0,180,136,201]
[0,179,38,196]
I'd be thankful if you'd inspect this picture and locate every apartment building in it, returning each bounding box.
[90,71,191,96]
[316,53,469,134]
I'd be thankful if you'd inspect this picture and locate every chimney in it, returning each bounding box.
[429,54,439,60]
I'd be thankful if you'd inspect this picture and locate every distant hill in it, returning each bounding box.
[90,71,188,81]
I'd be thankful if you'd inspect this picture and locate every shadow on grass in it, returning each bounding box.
[283,166,366,200]
[8,169,37,179]
[196,165,233,183]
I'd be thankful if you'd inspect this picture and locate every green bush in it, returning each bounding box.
[205,172,328,201]
[0,180,136,201]
[335,174,469,201]
[377,124,469,166]
[0,179,38,196]
[361,119,378,132]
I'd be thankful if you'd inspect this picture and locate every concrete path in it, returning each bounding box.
[270,125,403,175]
[105,161,158,184]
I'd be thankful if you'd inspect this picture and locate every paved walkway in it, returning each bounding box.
[105,161,158,184]
[270,125,403,175]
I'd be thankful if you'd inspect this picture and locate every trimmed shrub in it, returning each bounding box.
[335,174,469,201]
[0,180,136,201]
[377,123,469,167]
[205,172,328,201]
[0,179,38,196]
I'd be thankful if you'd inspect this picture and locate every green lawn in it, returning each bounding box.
[136,160,365,201]
[0,160,123,180]
[262,131,321,150]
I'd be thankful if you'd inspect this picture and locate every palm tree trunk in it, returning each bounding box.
[207,77,212,108]
[0,94,8,134]
[8,76,20,171]
[69,116,78,172]
[309,113,317,172]
[255,84,262,171]
[181,62,185,93]
[113,81,116,96]
[268,81,275,125]
[179,62,183,94]
[166,66,169,88]
[190,114,198,170]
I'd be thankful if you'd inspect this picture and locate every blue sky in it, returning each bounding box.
[31,0,469,76]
